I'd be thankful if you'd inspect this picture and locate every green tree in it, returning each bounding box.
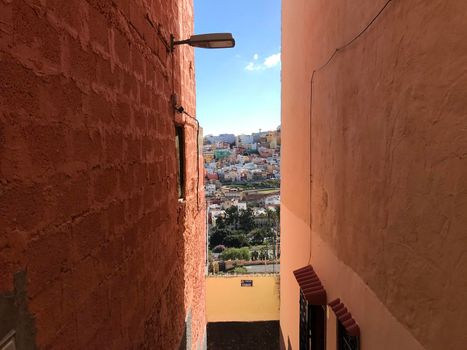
[266,207,280,262]
[266,209,275,228]
[225,206,240,229]
[251,250,259,261]
[263,227,274,240]
[239,208,255,232]
[224,233,249,248]
[248,228,267,245]
[209,228,231,249]
[216,215,226,229]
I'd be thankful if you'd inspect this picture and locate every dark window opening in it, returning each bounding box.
[299,291,326,350]
[338,322,360,350]
[175,125,185,199]
[299,292,308,349]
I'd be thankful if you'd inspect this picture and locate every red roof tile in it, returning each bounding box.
[328,298,360,337]
[206,173,219,180]
[293,265,327,305]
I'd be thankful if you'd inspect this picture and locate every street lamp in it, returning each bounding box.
[171,33,235,52]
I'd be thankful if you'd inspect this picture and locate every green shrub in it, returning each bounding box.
[220,247,251,261]
[232,266,248,274]
[212,245,226,253]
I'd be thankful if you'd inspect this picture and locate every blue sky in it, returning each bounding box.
[194,0,281,136]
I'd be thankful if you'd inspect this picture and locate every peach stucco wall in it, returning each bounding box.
[281,1,467,349]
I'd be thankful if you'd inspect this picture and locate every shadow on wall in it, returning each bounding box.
[0,272,36,350]
[279,327,293,350]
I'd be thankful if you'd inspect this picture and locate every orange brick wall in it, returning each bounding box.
[0,0,205,348]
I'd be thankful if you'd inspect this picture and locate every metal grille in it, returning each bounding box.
[175,125,185,199]
[299,292,326,350]
[0,331,16,350]
[299,291,309,350]
[338,322,360,350]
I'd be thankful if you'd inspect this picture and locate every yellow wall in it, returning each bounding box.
[206,275,280,322]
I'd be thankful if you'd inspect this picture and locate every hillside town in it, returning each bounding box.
[204,128,281,274]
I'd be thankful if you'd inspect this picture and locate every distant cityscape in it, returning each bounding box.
[204,127,281,274]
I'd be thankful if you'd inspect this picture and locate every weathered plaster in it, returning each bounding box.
[281,0,467,349]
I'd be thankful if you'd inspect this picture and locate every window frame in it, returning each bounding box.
[175,124,186,199]
[299,291,326,350]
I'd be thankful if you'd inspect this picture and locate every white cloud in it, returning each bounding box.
[264,53,281,68]
[245,52,281,71]
[245,62,256,71]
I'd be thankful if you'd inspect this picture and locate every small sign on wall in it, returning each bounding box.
[241,279,253,287]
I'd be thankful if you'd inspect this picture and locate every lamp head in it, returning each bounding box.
[171,33,235,51]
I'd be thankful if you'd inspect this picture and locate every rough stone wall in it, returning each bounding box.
[182,114,207,350]
[173,0,206,348]
[281,0,467,349]
[0,0,205,348]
